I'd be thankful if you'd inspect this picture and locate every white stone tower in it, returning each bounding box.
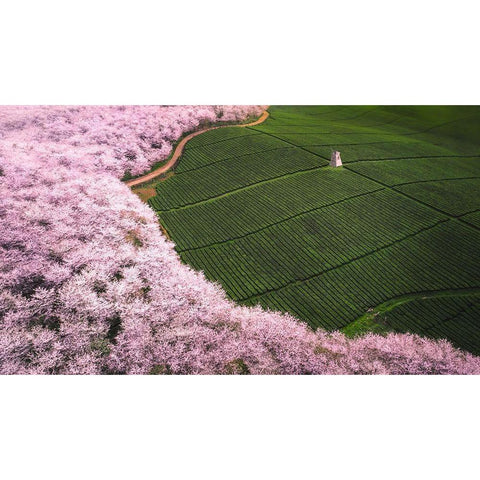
[330,151,342,167]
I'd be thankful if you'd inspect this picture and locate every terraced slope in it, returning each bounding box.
[149,106,480,355]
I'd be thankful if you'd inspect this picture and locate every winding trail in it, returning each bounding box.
[125,109,270,188]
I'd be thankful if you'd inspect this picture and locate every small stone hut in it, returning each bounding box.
[330,151,342,167]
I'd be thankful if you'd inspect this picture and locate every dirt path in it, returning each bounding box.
[125,109,270,188]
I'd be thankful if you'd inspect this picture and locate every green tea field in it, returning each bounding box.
[148,106,480,355]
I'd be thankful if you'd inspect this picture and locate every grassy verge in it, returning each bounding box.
[342,288,480,337]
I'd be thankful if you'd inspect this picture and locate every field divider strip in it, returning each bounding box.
[252,131,478,166]
[246,128,331,161]
[248,114,406,132]
[176,188,386,253]
[391,176,480,187]
[238,219,451,303]
[282,141,414,146]
[421,300,480,335]
[157,163,330,213]
[397,113,480,136]
[345,154,480,164]
[305,113,480,137]
[457,210,480,230]
[343,165,480,231]
[174,145,295,176]
[388,189,480,227]
[254,114,480,138]
[248,117,404,133]
[458,209,480,218]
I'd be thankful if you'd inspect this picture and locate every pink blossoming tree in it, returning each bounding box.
[0,106,479,374]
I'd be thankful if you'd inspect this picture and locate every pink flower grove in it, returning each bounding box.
[0,105,479,374]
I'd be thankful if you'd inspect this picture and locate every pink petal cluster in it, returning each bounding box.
[1,106,479,374]
[0,105,264,178]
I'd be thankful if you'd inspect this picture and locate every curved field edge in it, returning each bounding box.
[126,110,270,189]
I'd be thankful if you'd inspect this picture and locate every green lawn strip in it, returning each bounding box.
[341,290,480,355]
[342,289,480,337]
